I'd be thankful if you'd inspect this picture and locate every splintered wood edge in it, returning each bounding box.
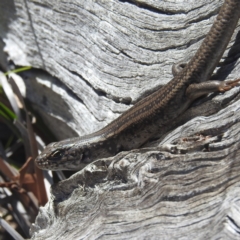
[30,96,240,239]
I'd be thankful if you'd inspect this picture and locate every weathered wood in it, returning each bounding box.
[30,98,240,239]
[1,0,236,139]
[0,0,240,239]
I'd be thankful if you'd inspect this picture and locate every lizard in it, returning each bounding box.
[36,0,240,171]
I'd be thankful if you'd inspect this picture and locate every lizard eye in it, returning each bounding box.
[49,150,63,160]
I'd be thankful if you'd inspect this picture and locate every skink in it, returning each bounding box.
[36,0,240,170]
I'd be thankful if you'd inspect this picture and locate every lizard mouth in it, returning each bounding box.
[35,157,58,170]
[35,156,84,171]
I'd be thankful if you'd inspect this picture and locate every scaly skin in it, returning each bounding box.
[36,0,240,171]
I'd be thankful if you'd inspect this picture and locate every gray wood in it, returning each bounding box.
[30,94,240,239]
[1,0,233,139]
[30,100,240,239]
[0,0,240,239]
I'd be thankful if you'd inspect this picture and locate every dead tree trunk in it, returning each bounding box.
[1,0,240,239]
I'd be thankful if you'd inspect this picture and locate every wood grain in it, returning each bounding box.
[31,95,240,239]
[0,0,240,239]
[1,0,235,139]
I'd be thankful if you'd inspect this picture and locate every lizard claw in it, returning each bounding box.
[218,78,240,92]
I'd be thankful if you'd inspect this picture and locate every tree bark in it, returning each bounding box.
[1,0,240,239]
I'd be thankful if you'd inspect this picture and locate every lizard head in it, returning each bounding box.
[35,139,91,171]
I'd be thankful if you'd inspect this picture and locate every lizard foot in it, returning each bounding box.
[218,78,240,92]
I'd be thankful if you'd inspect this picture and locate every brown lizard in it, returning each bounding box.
[36,0,240,171]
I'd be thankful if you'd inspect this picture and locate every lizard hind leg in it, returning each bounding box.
[217,78,240,91]
[185,79,240,101]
